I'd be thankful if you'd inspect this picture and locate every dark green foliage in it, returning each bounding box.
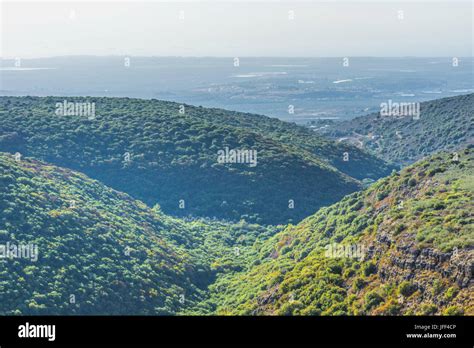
[364,291,384,310]
[208,149,473,315]
[0,96,393,224]
[0,94,472,316]
[408,178,417,187]
[362,262,377,277]
[319,94,474,166]
[0,153,279,314]
[398,281,417,297]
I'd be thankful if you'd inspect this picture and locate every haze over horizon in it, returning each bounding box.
[1,0,472,59]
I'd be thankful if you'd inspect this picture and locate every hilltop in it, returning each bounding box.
[0,96,393,224]
[315,93,474,166]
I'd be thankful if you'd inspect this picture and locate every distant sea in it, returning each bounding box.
[1,56,472,124]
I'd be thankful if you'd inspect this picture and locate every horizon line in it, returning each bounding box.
[1,55,473,60]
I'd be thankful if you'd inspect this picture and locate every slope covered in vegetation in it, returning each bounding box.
[175,102,395,181]
[316,93,474,166]
[0,153,279,315]
[209,148,474,315]
[0,96,393,224]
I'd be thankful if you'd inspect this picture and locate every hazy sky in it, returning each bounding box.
[1,0,472,58]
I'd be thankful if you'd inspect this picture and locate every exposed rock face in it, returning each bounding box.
[211,149,474,316]
[362,226,473,314]
[373,228,472,285]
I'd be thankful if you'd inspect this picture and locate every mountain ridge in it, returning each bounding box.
[314,93,473,166]
[0,96,394,224]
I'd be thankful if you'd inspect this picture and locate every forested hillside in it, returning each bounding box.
[1,95,472,317]
[0,147,472,316]
[0,96,393,224]
[208,148,474,315]
[174,102,395,181]
[0,152,279,314]
[316,93,473,166]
